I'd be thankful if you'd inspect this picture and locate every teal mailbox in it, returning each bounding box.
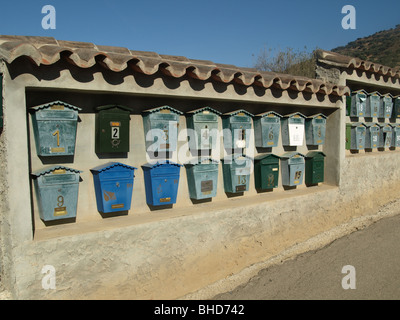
[254,111,282,148]
[90,162,137,213]
[254,153,280,190]
[31,166,81,221]
[281,112,306,147]
[186,107,221,152]
[142,106,183,153]
[345,123,366,151]
[30,101,81,157]
[280,152,305,187]
[378,123,392,148]
[305,113,327,146]
[142,160,182,206]
[380,93,393,119]
[365,123,380,149]
[222,110,253,150]
[366,91,381,118]
[185,158,219,200]
[347,89,367,117]
[391,124,400,148]
[221,154,252,193]
[393,96,400,119]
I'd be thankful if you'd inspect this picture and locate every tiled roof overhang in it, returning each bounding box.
[316,49,400,79]
[0,35,349,96]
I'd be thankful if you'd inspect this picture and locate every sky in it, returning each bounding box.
[1,0,399,68]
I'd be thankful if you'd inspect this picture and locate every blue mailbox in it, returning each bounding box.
[90,162,137,213]
[142,160,182,206]
[31,166,81,221]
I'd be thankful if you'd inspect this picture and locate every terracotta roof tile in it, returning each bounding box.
[0,35,350,96]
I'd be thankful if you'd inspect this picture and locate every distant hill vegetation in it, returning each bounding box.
[331,24,400,68]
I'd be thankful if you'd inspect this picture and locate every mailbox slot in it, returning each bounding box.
[254,111,282,148]
[31,166,81,221]
[366,91,381,118]
[185,158,219,199]
[142,160,182,206]
[305,113,327,146]
[305,151,326,185]
[221,154,252,193]
[30,101,81,157]
[95,105,131,153]
[280,152,305,187]
[254,154,280,190]
[222,110,253,151]
[281,112,306,147]
[186,107,221,151]
[346,123,366,150]
[142,106,183,153]
[347,89,367,117]
[90,162,137,213]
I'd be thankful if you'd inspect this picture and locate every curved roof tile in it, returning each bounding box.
[0,35,350,96]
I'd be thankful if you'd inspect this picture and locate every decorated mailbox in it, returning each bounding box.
[253,111,282,148]
[30,101,81,157]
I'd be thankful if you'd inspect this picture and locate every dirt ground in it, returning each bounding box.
[213,209,400,300]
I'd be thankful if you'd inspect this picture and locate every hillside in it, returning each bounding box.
[331,25,400,68]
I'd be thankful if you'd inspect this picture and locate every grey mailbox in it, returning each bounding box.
[393,95,400,119]
[253,111,282,148]
[305,113,327,146]
[222,110,253,151]
[345,123,367,151]
[380,93,394,119]
[281,112,306,147]
[365,123,381,149]
[366,91,381,118]
[347,89,367,117]
[378,123,393,148]
[391,124,400,148]
[280,152,305,187]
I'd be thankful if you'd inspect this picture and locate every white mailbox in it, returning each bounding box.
[281,112,306,147]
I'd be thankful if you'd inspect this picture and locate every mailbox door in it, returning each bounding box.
[394,127,400,147]
[367,127,379,148]
[306,159,324,184]
[289,163,304,186]
[394,99,400,119]
[230,122,251,149]
[382,98,393,118]
[348,93,366,117]
[260,117,280,147]
[283,117,304,146]
[312,119,326,145]
[96,111,130,153]
[33,117,78,156]
[260,164,279,189]
[98,180,133,212]
[151,175,179,205]
[368,95,380,117]
[352,126,366,150]
[193,120,218,150]
[187,166,218,199]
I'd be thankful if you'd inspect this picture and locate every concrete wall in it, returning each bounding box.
[0,58,399,299]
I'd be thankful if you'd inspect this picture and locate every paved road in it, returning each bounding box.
[214,213,400,300]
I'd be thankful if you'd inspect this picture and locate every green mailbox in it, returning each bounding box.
[281,112,306,147]
[366,91,381,118]
[391,124,400,148]
[186,107,221,152]
[95,105,131,154]
[378,123,393,148]
[345,123,366,150]
[380,93,393,119]
[253,111,282,148]
[305,151,326,185]
[185,158,219,200]
[365,123,380,149]
[305,113,327,146]
[31,166,81,221]
[346,89,367,117]
[222,110,253,150]
[254,154,280,190]
[221,154,252,193]
[142,106,183,153]
[280,152,305,187]
[30,101,81,157]
[392,95,400,119]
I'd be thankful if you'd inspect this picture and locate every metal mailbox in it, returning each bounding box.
[345,123,366,150]
[281,152,305,187]
[281,112,306,147]
[347,89,367,117]
[393,96,400,119]
[254,154,280,190]
[305,113,327,146]
[31,166,81,221]
[391,124,400,148]
[185,158,219,200]
[142,106,183,153]
[95,105,131,153]
[305,151,326,185]
[90,162,137,213]
[366,91,381,118]
[221,154,252,193]
[378,123,393,148]
[365,123,381,149]
[30,101,81,157]
[380,93,393,119]
[280,152,305,187]
[254,111,282,148]
[186,107,221,151]
[141,160,182,206]
[222,110,253,150]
